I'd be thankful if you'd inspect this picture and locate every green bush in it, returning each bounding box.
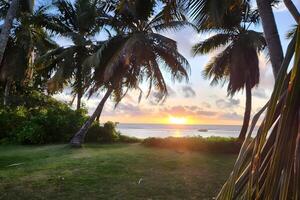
[118,134,141,143]
[0,91,138,145]
[85,121,141,144]
[0,92,88,144]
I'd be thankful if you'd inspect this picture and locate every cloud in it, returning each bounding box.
[258,53,275,90]
[117,103,146,116]
[103,102,151,117]
[167,86,177,97]
[201,102,211,108]
[159,105,244,122]
[253,88,268,99]
[220,112,243,120]
[148,85,176,105]
[216,98,240,109]
[181,85,196,98]
[160,105,217,117]
[196,110,217,117]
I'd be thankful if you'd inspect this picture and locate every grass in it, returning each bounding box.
[0,144,236,200]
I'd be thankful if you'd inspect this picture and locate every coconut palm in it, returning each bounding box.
[192,1,265,141]
[0,5,57,105]
[35,0,111,110]
[216,23,300,200]
[70,0,191,147]
[215,2,300,199]
[0,0,34,66]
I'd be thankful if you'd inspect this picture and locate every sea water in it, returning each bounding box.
[117,123,258,139]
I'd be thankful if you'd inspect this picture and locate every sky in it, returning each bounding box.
[53,1,300,125]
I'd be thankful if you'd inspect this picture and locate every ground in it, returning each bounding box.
[0,144,236,200]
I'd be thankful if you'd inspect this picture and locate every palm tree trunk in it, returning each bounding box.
[3,79,11,106]
[75,66,83,110]
[0,0,19,65]
[96,113,101,122]
[70,88,113,147]
[76,92,82,110]
[284,0,300,23]
[238,79,252,141]
[256,0,283,78]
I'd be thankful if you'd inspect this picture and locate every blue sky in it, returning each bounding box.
[53,1,300,125]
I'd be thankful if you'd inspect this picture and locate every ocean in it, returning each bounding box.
[116,123,258,139]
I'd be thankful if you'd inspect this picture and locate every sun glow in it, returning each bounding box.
[168,116,187,125]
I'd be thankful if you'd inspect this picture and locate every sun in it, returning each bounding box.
[168,116,187,125]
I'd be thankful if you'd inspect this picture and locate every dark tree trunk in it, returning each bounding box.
[3,79,11,106]
[75,66,83,110]
[96,113,100,122]
[0,0,19,65]
[256,0,284,78]
[70,88,113,147]
[238,80,252,141]
[76,92,82,110]
[283,0,300,23]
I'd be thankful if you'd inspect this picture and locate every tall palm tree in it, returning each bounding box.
[192,1,266,141]
[216,21,300,200]
[0,0,34,67]
[0,5,57,105]
[70,0,191,147]
[36,0,109,110]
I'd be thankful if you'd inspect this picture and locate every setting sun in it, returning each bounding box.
[168,116,187,125]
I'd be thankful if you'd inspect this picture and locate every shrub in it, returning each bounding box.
[118,134,141,143]
[85,121,141,144]
[0,92,88,144]
[0,91,138,145]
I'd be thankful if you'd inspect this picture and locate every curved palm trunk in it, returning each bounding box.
[0,0,19,65]
[96,113,100,122]
[238,79,252,141]
[256,0,283,78]
[70,88,113,147]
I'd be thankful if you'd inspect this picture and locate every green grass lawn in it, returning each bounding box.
[0,144,236,200]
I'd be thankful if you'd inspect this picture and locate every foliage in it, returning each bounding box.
[85,121,141,143]
[85,0,191,106]
[0,5,57,88]
[0,92,88,144]
[191,0,265,141]
[35,0,110,109]
[142,136,240,154]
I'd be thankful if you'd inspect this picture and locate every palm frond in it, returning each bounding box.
[202,45,231,86]
[192,33,231,55]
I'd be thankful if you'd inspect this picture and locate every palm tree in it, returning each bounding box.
[36,0,109,110]
[195,30,265,141]
[192,1,266,141]
[0,0,33,67]
[0,5,57,105]
[70,0,191,147]
[216,20,300,200]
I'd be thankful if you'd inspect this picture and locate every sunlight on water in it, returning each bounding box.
[116,123,259,139]
[174,130,182,137]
